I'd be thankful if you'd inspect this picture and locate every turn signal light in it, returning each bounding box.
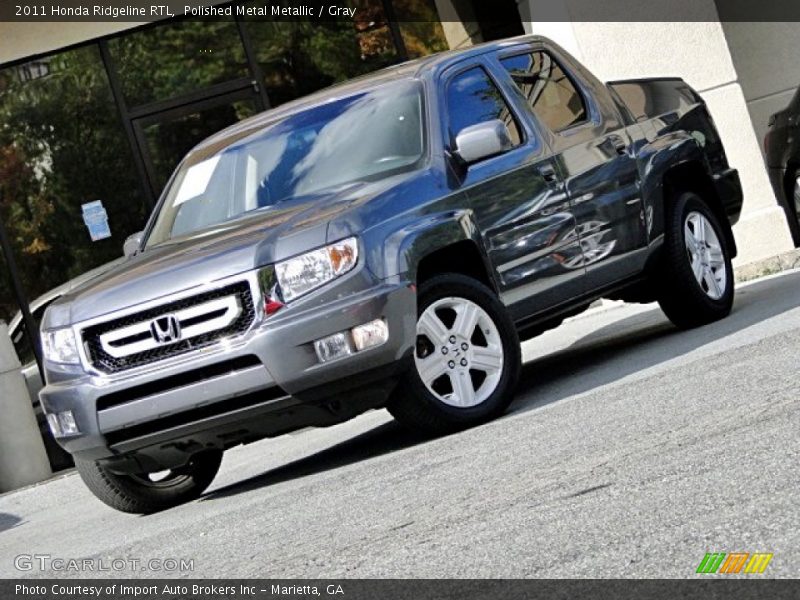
[265,298,284,315]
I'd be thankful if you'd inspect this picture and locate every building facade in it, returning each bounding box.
[0,0,796,331]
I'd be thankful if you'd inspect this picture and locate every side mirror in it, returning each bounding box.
[123,231,143,258]
[454,120,514,165]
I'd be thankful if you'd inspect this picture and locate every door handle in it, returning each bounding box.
[538,163,559,184]
[607,134,628,155]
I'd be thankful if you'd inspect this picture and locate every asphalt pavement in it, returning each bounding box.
[1,269,799,578]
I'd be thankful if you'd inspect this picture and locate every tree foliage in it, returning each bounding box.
[0,46,148,321]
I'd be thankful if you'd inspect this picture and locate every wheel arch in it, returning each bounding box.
[376,210,498,292]
[662,161,738,258]
[416,240,495,290]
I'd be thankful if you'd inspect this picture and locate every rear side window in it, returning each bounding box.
[501,51,588,132]
[446,67,522,147]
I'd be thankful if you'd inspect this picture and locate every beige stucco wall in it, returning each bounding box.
[519,2,796,266]
[721,22,800,157]
[0,23,145,66]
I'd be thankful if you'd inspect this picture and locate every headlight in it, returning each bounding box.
[275,238,358,302]
[42,328,80,364]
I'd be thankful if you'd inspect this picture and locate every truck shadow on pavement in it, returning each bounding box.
[0,512,22,533]
[510,270,800,416]
[203,271,800,502]
[203,421,429,500]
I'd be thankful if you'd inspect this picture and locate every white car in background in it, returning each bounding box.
[8,258,125,471]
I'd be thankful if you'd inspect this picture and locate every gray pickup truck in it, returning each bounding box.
[40,36,742,513]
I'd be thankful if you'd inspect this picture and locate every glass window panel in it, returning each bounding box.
[243,1,401,108]
[0,45,149,322]
[501,51,588,132]
[107,19,249,107]
[147,82,424,246]
[351,0,402,68]
[446,67,522,145]
[137,97,259,193]
[392,0,450,58]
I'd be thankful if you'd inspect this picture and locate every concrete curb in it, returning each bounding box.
[0,469,76,500]
[735,248,800,282]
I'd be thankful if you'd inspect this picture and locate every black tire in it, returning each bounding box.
[75,451,222,514]
[657,191,734,329]
[387,273,521,435]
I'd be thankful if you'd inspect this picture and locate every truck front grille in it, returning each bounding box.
[82,281,256,373]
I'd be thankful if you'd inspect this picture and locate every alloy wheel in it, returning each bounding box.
[414,297,504,408]
[684,211,727,300]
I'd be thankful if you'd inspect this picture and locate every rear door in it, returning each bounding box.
[498,44,648,292]
[440,57,584,322]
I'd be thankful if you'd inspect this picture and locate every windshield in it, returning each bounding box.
[146,80,425,246]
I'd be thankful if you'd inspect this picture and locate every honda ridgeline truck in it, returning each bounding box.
[39,37,743,513]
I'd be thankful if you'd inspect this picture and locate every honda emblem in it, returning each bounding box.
[150,314,181,344]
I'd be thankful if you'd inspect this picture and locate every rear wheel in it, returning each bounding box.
[75,450,222,514]
[388,274,521,435]
[657,191,734,328]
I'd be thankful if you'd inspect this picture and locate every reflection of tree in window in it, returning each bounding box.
[502,51,588,132]
[246,2,394,108]
[392,0,450,58]
[147,82,425,245]
[107,19,249,106]
[446,67,522,145]
[0,46,148,322]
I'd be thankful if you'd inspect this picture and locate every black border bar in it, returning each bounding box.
[5,579,800,600]
[6,0,800,22]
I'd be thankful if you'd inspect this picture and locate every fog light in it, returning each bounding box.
[46,413,61,438]
[351,319,389,351]
[58,411,80,436]
[47,411,79,438]
[314,333,353,363]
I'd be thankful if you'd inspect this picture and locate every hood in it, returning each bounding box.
[47,183,374,327]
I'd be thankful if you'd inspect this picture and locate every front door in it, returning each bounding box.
[133,88,263,199]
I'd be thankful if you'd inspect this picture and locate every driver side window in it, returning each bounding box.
[446,66,522,147]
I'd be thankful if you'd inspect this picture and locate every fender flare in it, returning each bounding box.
[367,210,493,284]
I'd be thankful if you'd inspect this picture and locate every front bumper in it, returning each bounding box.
[40,269,416,469]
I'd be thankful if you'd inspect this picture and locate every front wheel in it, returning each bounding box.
[387,274,521,435]
[657,191,734,328]
[75,450,222,514]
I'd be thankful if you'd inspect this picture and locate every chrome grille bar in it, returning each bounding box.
[80,280,257,374]
[97,295,242,359]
